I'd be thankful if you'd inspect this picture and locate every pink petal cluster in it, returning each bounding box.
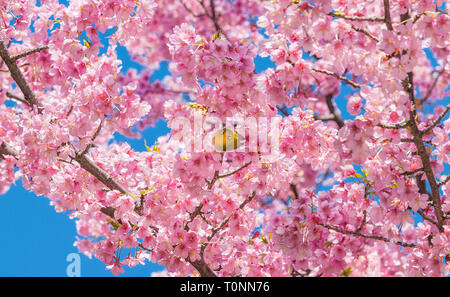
[0,0,448,277]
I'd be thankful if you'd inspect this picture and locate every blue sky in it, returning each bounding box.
[0,3,448,276]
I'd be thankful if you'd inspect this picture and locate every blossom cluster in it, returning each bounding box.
[0,0,448,277]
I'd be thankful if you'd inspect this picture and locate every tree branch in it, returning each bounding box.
[312,68,361,89]
[207,191,256,242]
[10,45,49,61]
[419,68,445,104]
[5,91,31,106]
[383,0,394,30]
[328,12,384,23]
[318,223,416,248]
[0,141,18,160]
[317,93,344,128]
[405,72,445,232]
[421,104,450,135]
[351,25,379,42]
[0,40,43,110]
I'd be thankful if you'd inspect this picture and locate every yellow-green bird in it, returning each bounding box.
[212,128,245,152]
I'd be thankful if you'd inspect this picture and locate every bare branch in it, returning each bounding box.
[383,0,394,30]
[74,152,131,196]
[11,45,49,61]
[421,104,450,135]
[438,175,450,187]
[312,68,361,89]
[401,167,424,176]
[187,258,217,277]
[207,191,256,242]
[351,25,379,42]
[0,141,18,159]
[276,105,290,117]
[356,210,367,232]
[378,122,408,129]
[5,91,31,106]
[322,93,344,128]
[217,161,251,179]
[290,183,299,200]
[328,12,384,23]
[0,41,43,110]
[318,223,416,248]
[419,68,446,104]
[416,208,438,226]
[180,0,206,18]
[405,73,445,232]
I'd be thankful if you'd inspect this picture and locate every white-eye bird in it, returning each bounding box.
[212,128,245,152]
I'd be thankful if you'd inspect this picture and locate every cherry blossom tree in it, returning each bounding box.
[0,0,449,277]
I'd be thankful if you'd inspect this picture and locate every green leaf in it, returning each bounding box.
[108,219,120,230]
[261,236,268,244]
[389,181,399,188]
[213,30,222,41]
[144,139,151,152]
[341,266,352,277]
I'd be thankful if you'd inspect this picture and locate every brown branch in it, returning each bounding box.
[419,68,446,104]
[0,40,43,110]
[356,210,367,232]
[314,114,335,122]
[438,175,450,187]
[405,72,445,232]
[328,12,384,23]
[421,104,450,135]
[378,122,408,129]
[5,91,31,106]
[0,141,18,160]
[351,25,379,42]
[79,117,105,156]
[416,208,438,226]
[290,183,299,200]
[401,167,424,176]
[195,0,229,40]
[312,68,361,89]
[383,0,394,30]
[180,0,206,18]
[205,162,251,189]
[318,223,416,248]
[321,93,344,128]
[11,45,49,61]
[74,152,131,196]
[276,105,290,117]
[207,191,256,242]
[187,258,217,277]
[217,161,251,179]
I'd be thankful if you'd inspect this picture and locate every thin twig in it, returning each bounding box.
[11,45,49,61]
[5,91,31,106]
[419,68,445,103]
[351,25,379,42]
[383,0,394,30]
[328,12,384,23]
[421,104,450,135]
[312,68,361,89]
[318,223,416,248]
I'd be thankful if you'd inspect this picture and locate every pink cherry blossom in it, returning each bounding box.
[0,0,448,277]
